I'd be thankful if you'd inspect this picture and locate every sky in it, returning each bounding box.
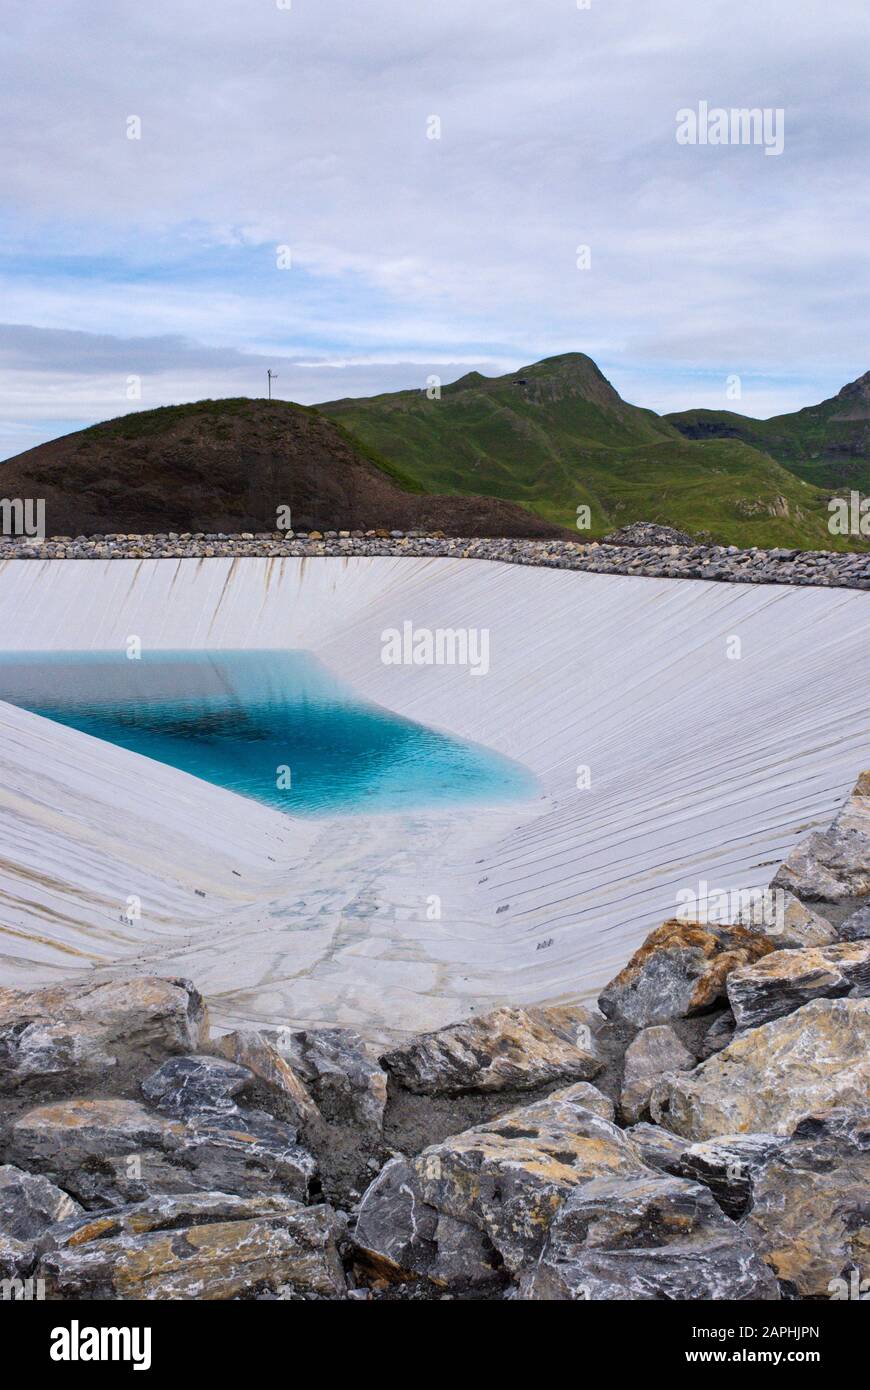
[1,0,868,459]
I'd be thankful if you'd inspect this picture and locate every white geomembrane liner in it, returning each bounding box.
[0,555,867,1040]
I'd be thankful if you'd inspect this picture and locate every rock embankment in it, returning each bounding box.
[1,530,868,588]
[1,772,868,1300]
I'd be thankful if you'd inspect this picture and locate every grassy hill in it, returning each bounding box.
[323,354,862,549]
[0,397,569,538]
[667,371,870,494]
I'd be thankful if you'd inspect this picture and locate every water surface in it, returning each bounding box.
[0,649,537,816]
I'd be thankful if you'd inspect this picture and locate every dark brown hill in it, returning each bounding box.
[0,398,568,538]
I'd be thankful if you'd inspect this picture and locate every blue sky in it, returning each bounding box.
[2,0,868,459]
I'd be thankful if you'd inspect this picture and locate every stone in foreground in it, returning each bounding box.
[736,891,835,950]
[0,976,207,1098]
[619,1025,695,1124]
[742,1109,869,1299]
[379,1004,601,1095]
[838,902,870,942]
[38,1193,346,1300]
[598,920,773,1028]
[651,998,870,1140]
[213,1029,321,1132]
[516,1173,780,1301]
[727,941,870,1030]
[0,1165,82,1278]
[772,772,870,903]
[271,1026,387,1133]
[353,1083,647,1287]
[142,1054,255,1115]
[6,1096,317,1207]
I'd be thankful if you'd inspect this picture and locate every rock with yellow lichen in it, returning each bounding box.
[5,1096,317,1208]
[727,939,870,1030]
[651,997,870,1140]
[0,975,207,1099]
[772,772,870,903]
[598,920,774,1029]
[741,1109,869,1299]
[353,1082,646,1288]
[36,1192,346,1300]
[515,1172,780,1301]
[0,1164,82,1280]
[379,1004,602,1095]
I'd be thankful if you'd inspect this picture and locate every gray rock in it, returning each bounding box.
[0,976,207,1099]
[6,1096,317,1208]
[619,1025,695,1123]
[516,1173,780,1300]
[354,1082,647,1287]
[142,1054,255,1115]
[651,998,870,1140]
[772,774,870,902]
[598,919,774,1028]
[727,941,870,1029]
[735,890,836,949]
[37,1192,346,1300]
[379,1004,601,1095]
[742,1108,870,1298]
[213,1029,321,1132]
[271,1027,386,1134]
[838,902,870,941]
[676,1134,785,1218]
[0,1165,82,1279]
[699,1012,736,1057]
[624,1122,691,1171]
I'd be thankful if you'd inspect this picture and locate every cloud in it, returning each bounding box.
[1,0,868,454]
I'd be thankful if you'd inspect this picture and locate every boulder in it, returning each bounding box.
[37,1192,346,1300]
[0,1165,81,1278]
[142,1055,254,1115]
[6,1096,317,1208]
[0,976,207,1098]
[838,902,870,942]
[624,1122,690,1172]
[270,1027,386,1134]
[736,891,835,949]
[598,920,774,1028]
[354,1082,647,1286]
[727,941,870,1030]
[772,772,870,903]
[619,1025,695,1124]
[743,1109,870,1299]
[675,1134,785,1218]
[516,1173,780,1301]
[213,1030,321,1132]
[625,1128,783,1218]
[651,998,870,1140]
[379,1004,601,1095]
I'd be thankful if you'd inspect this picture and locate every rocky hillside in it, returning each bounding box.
[1,771,867,1301]
[0,398,568,539]
[667,370,870,494]
[322,354,856,549]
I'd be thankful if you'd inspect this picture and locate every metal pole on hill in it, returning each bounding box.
[267,369,277,400]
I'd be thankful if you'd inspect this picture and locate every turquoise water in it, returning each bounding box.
[0,650,537,816]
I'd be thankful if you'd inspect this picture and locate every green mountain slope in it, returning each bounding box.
[323,354,859,549]
[667,371,870,493]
